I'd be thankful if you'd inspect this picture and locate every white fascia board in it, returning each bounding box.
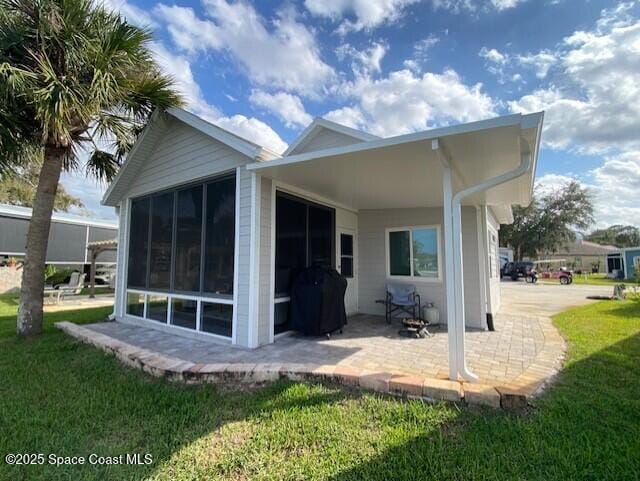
[249,113,537,172]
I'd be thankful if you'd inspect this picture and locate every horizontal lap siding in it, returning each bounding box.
[235,169,253,347]
[257,177,272,345]
[126,118,248,198]
[487,208,501,316]
[114,202,128,317]
[290,129,363,155]
[358,206,483,328]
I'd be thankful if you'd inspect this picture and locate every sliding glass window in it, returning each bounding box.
[174,186,203,292]
[149,192,174,289]
[127,197,150,288]
[203,176,236,296]
[125,172,236,338]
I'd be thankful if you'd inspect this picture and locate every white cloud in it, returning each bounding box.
[489,0,525,10]
[509,17,640,154]
[304,0,419,32]
[590,151,640,226]
[336,41,388,74]
[479,47,507,64]
[324,106,367,130]
[102,0,157,27]
[152,43,287,153]
[336,68,496,136]
[249,90,313,129]
[156,1,335,97]
[516,50,557,78]
[154,5,220,54]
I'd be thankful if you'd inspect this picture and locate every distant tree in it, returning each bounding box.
[501,181,594,260]
[0,159,84,212]
[585,225,640,248]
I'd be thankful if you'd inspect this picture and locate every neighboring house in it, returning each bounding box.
[606,247,640,279]
[102,107,543,381]
[0,204,117,269]
[541,239,619,273]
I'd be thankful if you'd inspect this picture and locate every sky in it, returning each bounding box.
[68,0,640,230]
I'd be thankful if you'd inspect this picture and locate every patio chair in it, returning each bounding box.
[49,272,86,304]
[385,283,421,324]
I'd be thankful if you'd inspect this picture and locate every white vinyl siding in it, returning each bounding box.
[486,207,502,315]
[358,206,484,328]
[288,128,365,156]
[257,176,273,345]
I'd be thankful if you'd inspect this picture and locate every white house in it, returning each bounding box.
[102,107,543,382]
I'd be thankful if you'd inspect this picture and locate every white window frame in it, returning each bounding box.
[385,225,443,282]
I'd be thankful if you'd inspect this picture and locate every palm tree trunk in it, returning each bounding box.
[16,146,65,336]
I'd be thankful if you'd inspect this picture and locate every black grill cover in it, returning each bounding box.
[290,266,347,336]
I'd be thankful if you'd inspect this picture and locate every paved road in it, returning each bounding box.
[499,281,613,317]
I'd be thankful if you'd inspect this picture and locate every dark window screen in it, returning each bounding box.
[149,192,174,289]
[127,198,150,288]
[174,186,203,292]
[340,233,354,278]
[308,206,333,268]
[203,176,236,295]
[275,194,307,297]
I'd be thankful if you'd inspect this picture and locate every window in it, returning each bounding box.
[126,292,145,317]
[147,295,168,323]
[340,234,354,278]
[127,198,150,288]
[174,186,203,292]
[149,192,174,289]
[387,227,440,280]
[201,302,233,337]
[171,298,197,330]
[125,173,236,339]
[203,176,236,295]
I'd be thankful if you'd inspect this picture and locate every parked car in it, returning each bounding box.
[501,261,535,281]
[94,268,116,285]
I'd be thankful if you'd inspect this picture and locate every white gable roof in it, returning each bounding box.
[102,107,280,206]
[285,118,379,157]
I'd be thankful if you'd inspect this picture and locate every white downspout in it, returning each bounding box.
[451,152,532,382]
[442,166,459,380]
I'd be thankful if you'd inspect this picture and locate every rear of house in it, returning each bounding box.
[102,107,542,379]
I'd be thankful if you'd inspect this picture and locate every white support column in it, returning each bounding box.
[441,166,459,380]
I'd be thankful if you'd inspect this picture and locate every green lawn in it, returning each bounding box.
[1,297,639,480]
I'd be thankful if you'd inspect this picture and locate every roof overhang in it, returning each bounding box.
[247,113,543,223]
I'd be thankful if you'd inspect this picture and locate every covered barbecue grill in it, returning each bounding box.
[290,266,347,337]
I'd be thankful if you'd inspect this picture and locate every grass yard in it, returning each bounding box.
[1,296,639,480]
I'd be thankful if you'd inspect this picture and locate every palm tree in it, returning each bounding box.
[0,0,182,336]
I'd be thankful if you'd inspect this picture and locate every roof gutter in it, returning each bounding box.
[450,146,533,382]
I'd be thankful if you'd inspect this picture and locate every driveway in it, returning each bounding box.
[499,281,613,317]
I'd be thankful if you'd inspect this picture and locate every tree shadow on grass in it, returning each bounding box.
[0,304,362,480]
[325,330,640,481]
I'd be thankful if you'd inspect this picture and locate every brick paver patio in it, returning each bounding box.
[57,311,564,407]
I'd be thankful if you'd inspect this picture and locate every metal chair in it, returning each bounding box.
[385,283,421,324]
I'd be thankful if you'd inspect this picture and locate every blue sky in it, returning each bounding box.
[68,0,640,229]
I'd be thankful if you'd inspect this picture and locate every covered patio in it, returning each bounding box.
[249,112,543,382]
